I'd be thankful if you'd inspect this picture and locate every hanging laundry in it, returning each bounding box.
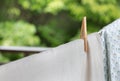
[99,19,120,81]
[0,33,105,81]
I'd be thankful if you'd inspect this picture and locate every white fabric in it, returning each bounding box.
[0,33,105,81]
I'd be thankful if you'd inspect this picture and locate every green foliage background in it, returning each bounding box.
[0,0,120,63]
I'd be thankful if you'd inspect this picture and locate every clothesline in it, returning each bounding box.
[0,46,50,54]
[0,46,50,65]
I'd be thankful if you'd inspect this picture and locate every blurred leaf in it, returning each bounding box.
[44,0,66,14]
[0,20,40,46]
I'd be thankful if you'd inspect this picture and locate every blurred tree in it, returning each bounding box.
[17,0,120,41]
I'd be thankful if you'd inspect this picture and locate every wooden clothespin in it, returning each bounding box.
[80,16,88,53]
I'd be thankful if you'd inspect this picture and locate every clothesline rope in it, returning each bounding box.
[0,46,50,53]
